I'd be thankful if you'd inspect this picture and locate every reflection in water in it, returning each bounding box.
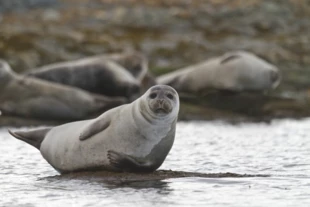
[1,119,310,206]
[45,174,171,191]
[106,180,170,191]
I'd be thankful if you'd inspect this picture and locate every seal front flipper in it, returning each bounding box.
[107,150,156,173]
[8,127,52,149]
[79,117,111,140]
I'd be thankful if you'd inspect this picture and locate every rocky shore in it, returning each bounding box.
[1,0,310,126]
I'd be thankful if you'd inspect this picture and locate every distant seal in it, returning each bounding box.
[0,60,125,120]
[26,58,141,100]
[104,51,149,82]
[157,51,281,94]
[103,51,157,92]
[9,85,179,174]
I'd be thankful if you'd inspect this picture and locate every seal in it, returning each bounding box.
[26,58,141,100]
[8,85,180,174]
[157,51,281,94]
[0,60,126,120]
[104,51,149,83]
[103,51,157,93]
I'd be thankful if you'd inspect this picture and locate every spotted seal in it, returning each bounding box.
[9,85,179,173]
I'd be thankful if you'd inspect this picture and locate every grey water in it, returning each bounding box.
[1,119,310,207]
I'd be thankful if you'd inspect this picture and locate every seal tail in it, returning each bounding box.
[8,127,52,150]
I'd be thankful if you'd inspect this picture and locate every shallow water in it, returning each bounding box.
[1,119,310,207]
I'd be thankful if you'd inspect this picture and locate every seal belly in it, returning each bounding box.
[39,120,105,172]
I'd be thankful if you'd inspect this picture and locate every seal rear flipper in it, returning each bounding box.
[8,127,52,150]
[107,150,157,173]
[79,118,111,141]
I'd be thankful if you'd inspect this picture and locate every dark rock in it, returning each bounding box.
[48,169,269,183]
[178,92,310,122]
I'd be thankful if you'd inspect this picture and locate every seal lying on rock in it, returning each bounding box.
[0,60,125,120]
[9,85,179,174]
[26,58,141,100]
[157,51,281,94]
[103,51,157,93]
[104,51,149,83]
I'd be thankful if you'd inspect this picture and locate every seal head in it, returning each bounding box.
[148,86,177,114]
[139,85,179,125]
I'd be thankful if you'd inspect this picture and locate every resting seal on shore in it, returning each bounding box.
[9,85,179,173]
[26,58,141,100]
[157,51,281,94]
[104,51,157,93]
[0,60,125,120]
[104,51,148,82]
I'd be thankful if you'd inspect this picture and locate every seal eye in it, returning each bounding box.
[167,93,174,100]
[149,93,157,99]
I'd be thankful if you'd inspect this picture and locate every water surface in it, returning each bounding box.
[1,119,310,207]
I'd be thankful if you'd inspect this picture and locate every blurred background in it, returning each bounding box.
[1,0,309,92]
[1,0,310,123]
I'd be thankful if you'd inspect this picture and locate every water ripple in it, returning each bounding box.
[1,119,310,206]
